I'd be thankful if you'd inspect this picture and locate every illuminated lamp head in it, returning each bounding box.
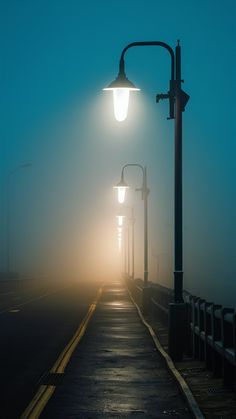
[113,177,129,204]
[103,71,139,122]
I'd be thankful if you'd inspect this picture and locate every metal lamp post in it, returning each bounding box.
[105,41,189,360]
[129,206,135,280]
[6,163,32,275]
[114,164,149,309]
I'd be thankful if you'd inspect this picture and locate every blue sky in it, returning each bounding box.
[0,0,235,306]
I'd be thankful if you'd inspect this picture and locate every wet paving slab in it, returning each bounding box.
[42,281,192,418]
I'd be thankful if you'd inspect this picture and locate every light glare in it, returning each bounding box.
[117,186,127,203]
[116,215,125,226]
[113,88,130,122]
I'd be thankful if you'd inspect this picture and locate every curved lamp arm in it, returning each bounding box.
[104,41,177,121]
[120,163,149,201]
[121,163,145,181]
[119,41,175,82]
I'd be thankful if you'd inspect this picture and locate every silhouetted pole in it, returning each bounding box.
[143,167,148,287]
[122,205,135,280]
[174,42,183,303]
[130,207,135,280]
[127,221,130,277]
[168,42,188,361]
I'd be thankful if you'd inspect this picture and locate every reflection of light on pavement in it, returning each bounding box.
[109,301,124,307]
[103,301,125,308]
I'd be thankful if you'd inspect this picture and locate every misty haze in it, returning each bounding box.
[0,0,235,418]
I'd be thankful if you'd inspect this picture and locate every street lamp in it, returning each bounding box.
[114,164,149,296]
[128,207,135,280]
[116,207,135,279]
[6,163,32,275]
[105,40,189,360]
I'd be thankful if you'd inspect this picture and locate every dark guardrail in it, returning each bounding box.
[125,276,236,388]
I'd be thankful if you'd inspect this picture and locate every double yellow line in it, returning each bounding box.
[21,286,103,419]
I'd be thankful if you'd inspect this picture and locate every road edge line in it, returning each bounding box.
[20,285,103,419]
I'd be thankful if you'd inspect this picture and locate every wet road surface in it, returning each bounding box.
[42,281,192,418]
[0,280,100,418]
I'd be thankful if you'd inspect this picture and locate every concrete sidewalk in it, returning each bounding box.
[41,281,193,418]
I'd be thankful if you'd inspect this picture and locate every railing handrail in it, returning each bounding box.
[125,276,236,387]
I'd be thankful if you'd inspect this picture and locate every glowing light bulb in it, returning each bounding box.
[113,88,130,122]
[118,186,127,203]
[116,215,124,226]
[114,179,129,204]
[103,72,139,122]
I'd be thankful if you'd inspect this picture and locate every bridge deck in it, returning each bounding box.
[41,281,192,418]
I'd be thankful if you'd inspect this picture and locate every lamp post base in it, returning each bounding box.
[168,302,187,361]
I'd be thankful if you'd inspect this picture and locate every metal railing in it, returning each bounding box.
[125,276,236,388]
[189,296,235,387]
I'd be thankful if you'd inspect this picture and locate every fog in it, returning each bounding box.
[0,0,235,307]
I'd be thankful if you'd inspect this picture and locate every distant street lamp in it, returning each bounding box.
[116,214,125,227]
[105,40,189,360]
[116,207,135,279]
[6,163,32,275]
[128,207,135,280]
[114,164,149,293]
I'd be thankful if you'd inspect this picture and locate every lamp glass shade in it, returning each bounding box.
[104,72,139,122]
[117,185,128,203]
[113,88,130,122]
[114,177,129,203]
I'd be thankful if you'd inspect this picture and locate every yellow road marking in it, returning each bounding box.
[51,302,98,373]
[20,285,103,419]
[21,385,55,419]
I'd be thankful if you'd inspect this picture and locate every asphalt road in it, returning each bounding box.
[0,279,101,419]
